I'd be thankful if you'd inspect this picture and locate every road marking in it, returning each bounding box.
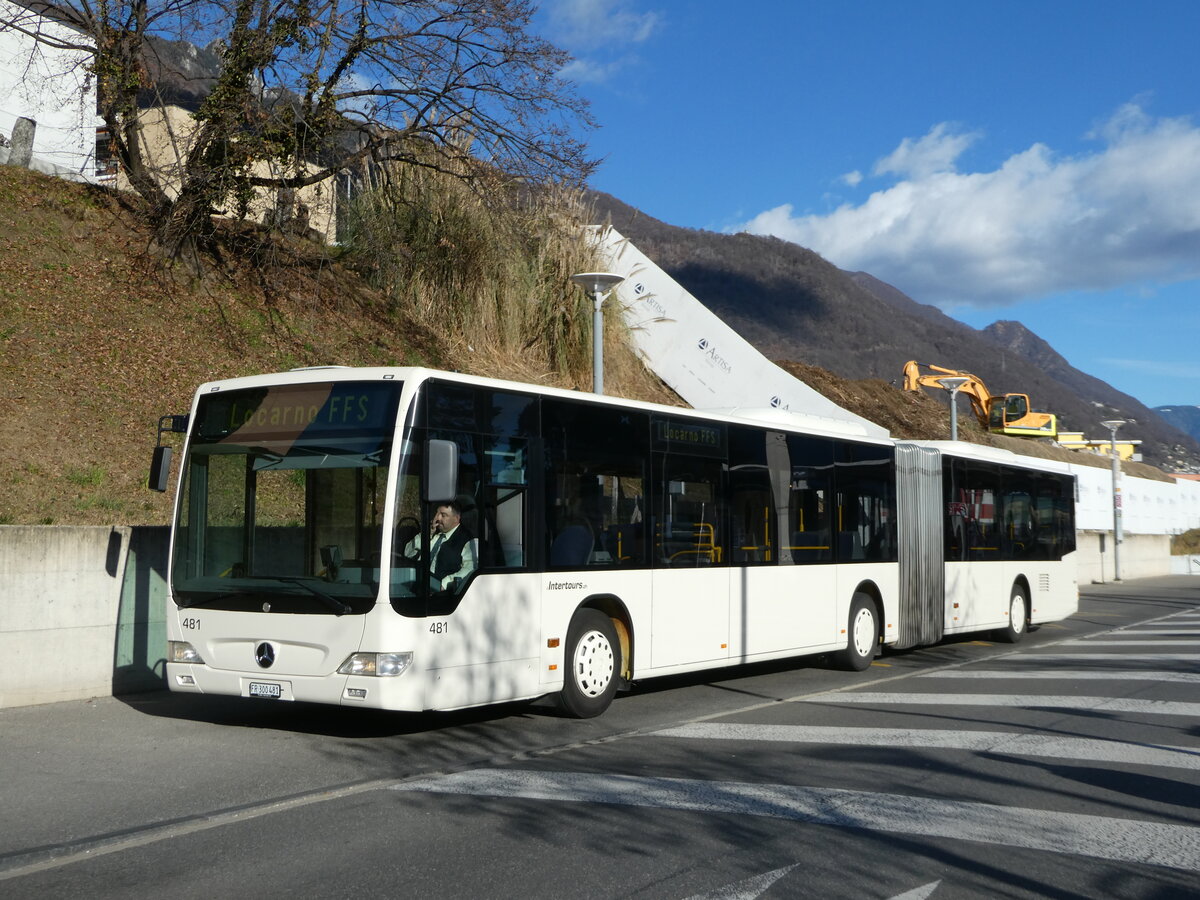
[1006,653,1200,663]
[684,863,799,899]
[807,693,1200,717]
[1070,640,1200,646]
[889,882,941,900]
[393,768,1200,872]
[920,668,1200,683]
[0,777,397,882]
[648,723,1200,770]
[2,604,1191,884]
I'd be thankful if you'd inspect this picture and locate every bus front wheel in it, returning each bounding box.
[558,609,621,718]
[838,592,879,671]
[995,585,1028,644]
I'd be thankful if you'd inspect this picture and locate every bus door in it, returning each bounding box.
[650,449,729,669]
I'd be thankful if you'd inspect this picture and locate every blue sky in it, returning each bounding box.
[537,0,1200,410]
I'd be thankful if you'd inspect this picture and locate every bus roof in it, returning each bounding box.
[905,439,1076,475]
[194,366,897,446]
[196,367,1077,470]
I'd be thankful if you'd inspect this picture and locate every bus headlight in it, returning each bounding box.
[169,641,205,665]
[338,652,413,677]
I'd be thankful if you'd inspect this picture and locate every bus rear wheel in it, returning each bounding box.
[838,592,878,671]
[995,585,1028,644]
[558,609,620,718]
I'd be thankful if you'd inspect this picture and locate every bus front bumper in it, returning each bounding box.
[165,662,428,710]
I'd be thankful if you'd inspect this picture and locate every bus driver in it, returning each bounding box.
[405,499,477,591]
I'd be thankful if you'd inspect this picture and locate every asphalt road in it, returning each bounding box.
[2,576,1198,899]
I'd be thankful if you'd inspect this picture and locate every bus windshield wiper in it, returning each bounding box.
[274,577,352,615]
[177,590,259,609]
[178,578,351,615]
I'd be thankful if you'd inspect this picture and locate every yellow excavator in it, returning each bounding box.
[902,360,1058,439]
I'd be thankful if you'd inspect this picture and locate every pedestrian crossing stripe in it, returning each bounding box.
[393,768,1200,872]
[806,692,1200,717]
[1013,653,1200,662]
[1071,640,1200,646]
[649,723,1200,770]
[920,668,1200,683]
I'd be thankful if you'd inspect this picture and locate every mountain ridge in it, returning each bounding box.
[1155,405,1200,445]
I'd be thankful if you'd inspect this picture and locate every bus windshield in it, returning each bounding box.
[170,381,402,615]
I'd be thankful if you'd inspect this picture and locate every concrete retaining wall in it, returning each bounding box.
[1074,532,1171,584]
[0,526,167,709]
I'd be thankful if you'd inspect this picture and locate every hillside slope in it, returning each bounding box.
[591,192,1200,472]
[0,168,438,525]
[0,168,671,525]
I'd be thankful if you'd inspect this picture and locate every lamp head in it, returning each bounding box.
[570,272,625,295]
[936,376,969,392]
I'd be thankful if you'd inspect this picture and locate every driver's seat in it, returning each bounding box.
[395,520,420,553]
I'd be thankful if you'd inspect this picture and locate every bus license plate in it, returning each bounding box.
[249,682,282,699]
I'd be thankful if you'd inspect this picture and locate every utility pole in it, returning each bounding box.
[1101,419,1126,582]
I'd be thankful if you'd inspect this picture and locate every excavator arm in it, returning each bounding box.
[901,361,992,429]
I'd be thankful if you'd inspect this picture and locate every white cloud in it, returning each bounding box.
[840,170,863,187]
[737,105,1200,307]
[545,0,662,46]
[872,122,981,179]
[557,57,621,85]
[544,0,662,84]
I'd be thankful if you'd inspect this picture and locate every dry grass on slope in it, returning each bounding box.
[0,167,673,525]
[1,169,421,524]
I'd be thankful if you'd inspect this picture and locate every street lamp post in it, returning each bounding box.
[937,377,970,441]
[1101,419,1126,582]
[569,272,625,395]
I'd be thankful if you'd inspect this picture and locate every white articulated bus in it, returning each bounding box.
[154,366,1078,717]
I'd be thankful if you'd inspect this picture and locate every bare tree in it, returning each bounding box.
[2,0,595,252]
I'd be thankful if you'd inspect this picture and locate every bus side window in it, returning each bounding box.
[999,467,1036,560]
[543,399,649,570]
[835,442,896,563]
[728,426,776,564]
[480,435,528,568]
[653,456,724,567]
[489,484,526,567]
[971,463,1001,562]
[785,435,834,564]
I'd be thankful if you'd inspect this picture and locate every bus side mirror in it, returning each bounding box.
[149,445,173,492]
[148,414,188,492]
[423,439,459,503]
